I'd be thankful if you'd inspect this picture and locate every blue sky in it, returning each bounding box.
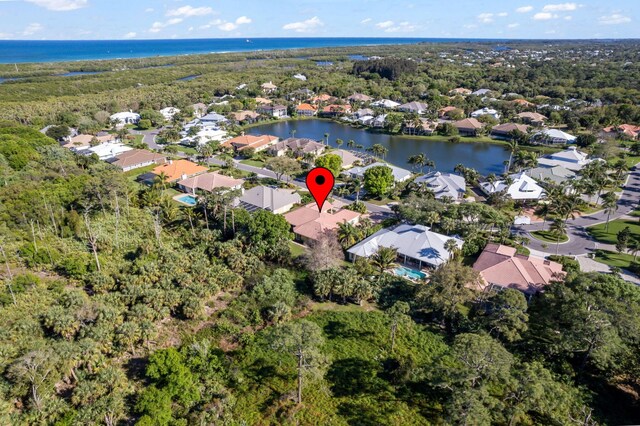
[0,0,637,40]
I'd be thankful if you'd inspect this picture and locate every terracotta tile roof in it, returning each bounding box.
[64,134,116,148]
[152,159,208,182]
[178,172,243,192]
[222,134,278,151]
[602,124,640,138]
[321,104,351,113]
[518,112,547,122]
[296,103,317,111]
[454,118,483,130]
[230,110,260,121]
[111,149,166,169]
[491,123,530,134]
[284,202,361,241]
[472,243,564,294]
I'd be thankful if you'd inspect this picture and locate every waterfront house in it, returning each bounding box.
[600,124,640,140]
[222,134,279,153]
[230,110,261,125]
[438,106,462,119]
[269,138,326,157]
[346,162,412,183]
[284,202,362,244]
[257,104,287,119]
[110,111,140,126]
[178,172,244,194]
[472,243,564,295]
[152,159,208,182]
[261,81,277,94]
[109,149,166,172]
[311,94,334,104]
[525,165,576,185]
[490,123,530,140]
[372,114,387,128]
[517,112,547,126]
[398,101,429,114]
[403,119,438,135]
[371,99,400,109]
[453,118,484,136]
[531,128,577,145]
[537,146,593,171]
[471,107,500,120]
[354,108,374,119]
[296,103,317,117]
[480,172,545,201]
[347,224,464,269]
[320,104,352,117]
[160,107,181,121]
[237,186,301,214]
[414,172,466,200]
[347,93,373,103]
[324,149,360,169]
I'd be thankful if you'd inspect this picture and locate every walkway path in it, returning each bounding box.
[512,163,640,256]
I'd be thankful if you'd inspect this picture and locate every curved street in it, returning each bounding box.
[513,163,640,256]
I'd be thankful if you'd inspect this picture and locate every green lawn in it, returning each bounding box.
[289,241,306,258]
[594,249,637,269]
[531,230,569,243]
[588,219,640,245]
[240,159,266,168]
[124,164,157,179]
[624,155,640,168]
[131,134,144,145]
[178,146,198,155]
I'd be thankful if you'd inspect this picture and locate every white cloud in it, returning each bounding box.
[149,18,183,33]
[497,12,508,17]
[282,16,324,33]
[384,21,417,33]
[123,32,136,39]
[598,13,631,25]
[166,6,213,17]
[516,6,533,13]
[213,16,252,32]
[533,12,557,20]
[25,0,87,11]
[23,23,44,35]
[542,3,578,12]
[564,15,572,20]
[360,18,372,24]
[375,20,395,29]
[477,13,494,23]
[508,23,520,28]
[145,8,154,13]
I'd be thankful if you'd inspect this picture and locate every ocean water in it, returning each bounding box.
[0,37,510,64]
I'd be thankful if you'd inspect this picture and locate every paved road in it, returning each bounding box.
[131,129,162,150]
[209,157,393,215]
[512,164,640,256]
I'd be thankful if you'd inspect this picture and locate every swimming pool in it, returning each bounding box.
[394,266,427,281]
[176,194,198,206]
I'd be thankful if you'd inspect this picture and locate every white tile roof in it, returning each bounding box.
[346,162,412,182]
[414,172,466,199]
[480,172,545,200]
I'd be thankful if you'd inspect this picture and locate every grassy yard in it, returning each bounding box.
[124,164,157,179]
[594,250,637,269]
[624,155,640,168]
[289,241,306,258]
[531,230,569,243]
[178,146,198,155]
[240,159,266,168]
[588,219,640,245]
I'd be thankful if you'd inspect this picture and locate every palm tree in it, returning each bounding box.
[549,218,567,255]
[371,246,398,274]
[337,222,362,248]
[290,129,297,138]
[155,172,170,193]
[444,239,459,261]
[324,132,330,146]
[347,139,356,149]
[370,143,387,160]
[505,139,518,174]
[602,191,618,232]
[336,138,344,148]
[425,211,440,229]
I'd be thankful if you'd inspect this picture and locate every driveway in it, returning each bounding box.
[512,163,640,256]
[131,129,162,150]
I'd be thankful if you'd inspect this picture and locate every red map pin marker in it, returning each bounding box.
[306,167,335,212]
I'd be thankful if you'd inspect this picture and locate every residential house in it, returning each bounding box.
[178,172,244,194]
[199,112,228,128]
[372,114,387,128]
[414,172,466,200]
[404,118,438,135]
[320,104,352,117]
[229,110,261,125]
[269,138,326,157]
[284,202,362,244]
[109,149,166,172]
[261,81,277,94]
[371,99,400,109]
[347,224,464,269]
[63,134,117,151]
[471,88,492,96]
[254,97,272,105]
[453,118,484,136]
[287,88,315,102]
[537,146,593,171]
[449,88,472,96]
[472,243,565,295]
[181,129,229,147]
[257,104,287,118]
[398,101,429,114]
[480,172,545,201]
[354,108,374,119]
[325,149,360,169]
[470,107,500,120]
[531,128,577,145]
[600,124,640,140]
[152,159,208,182]
[518,112,547,126]
[293,73,307,81]
[296,103,317,117]
[311,94,334,104]
[160,107,180,121]
[237,186,301,214]
[85,142,132,160]
[347,93,373,103]
[490,123,529,140]
[525,165,576,185]
[191,103,208,118]
[110,111,140,126]
[222,134,279,152]
[511,99,535,108]
[346,162,412,183]
[438,106,462,119]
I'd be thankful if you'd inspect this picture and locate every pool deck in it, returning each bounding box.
[173,193,198,206]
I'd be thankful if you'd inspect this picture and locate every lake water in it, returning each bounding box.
[247,120,509,175]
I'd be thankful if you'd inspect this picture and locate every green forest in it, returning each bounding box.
[1,41,640,425]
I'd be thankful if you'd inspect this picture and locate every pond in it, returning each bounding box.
[246,119,509,175]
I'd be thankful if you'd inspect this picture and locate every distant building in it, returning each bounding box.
[110,111,140,126]
[345,162,412,183]
[160,107,181,121]
[453,118,484,136]
[296,103,317,117]
[257,104,287,118]
[371,99,400,109]
[449,88,472,96]
[398,101,429,114]
[518,112,547,126]
[269,138,326,157]
[491,123,529,140]
[229,110,261,125]
[347,93,373,103]
[261,81,277,93]
[320,104,352,117]
[191,103,208,118]
[601,124,640,140]
[531,128,577,145]
[222,134,279,152]
[109,149,166,172]
[471,107,500,120]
